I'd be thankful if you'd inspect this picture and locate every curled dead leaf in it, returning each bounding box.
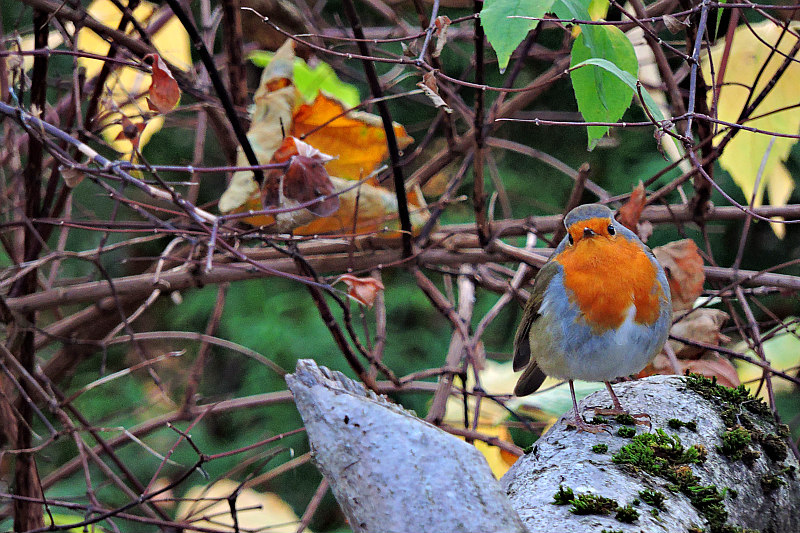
[218,39,427,236]
[418,71,452,113]
[61,167,85,188]
[668,308,730,359]
[143,53,181,113]
[263,137,339,222]
[616,181,646,233]
[663,14,690,34]
[653,239,705,311]
[433,15,452,58]
[335,274,385,308]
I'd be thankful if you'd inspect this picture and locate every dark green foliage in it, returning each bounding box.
[591,415,608,425]
[617,426,636,438]
[592,443,609,453]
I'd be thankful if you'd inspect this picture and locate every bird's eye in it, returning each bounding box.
[568,234,574,245]
[607,224,616,235]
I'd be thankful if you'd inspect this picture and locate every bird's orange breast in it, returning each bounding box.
[555,235,663,333]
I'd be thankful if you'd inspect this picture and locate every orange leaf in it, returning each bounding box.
[335,274,385,308]
[290,93,413,181]
[616,181,646,232]
[144,53,180,113]
[653,239,705,311]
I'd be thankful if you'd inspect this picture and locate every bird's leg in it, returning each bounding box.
[566,380,609,433]
[593,381,650,425]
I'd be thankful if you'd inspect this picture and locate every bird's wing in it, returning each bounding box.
[513,260,558,370]
[512,261,559,397]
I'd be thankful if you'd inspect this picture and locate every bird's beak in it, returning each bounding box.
[583,227,596,238]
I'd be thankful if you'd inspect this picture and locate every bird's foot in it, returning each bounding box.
[593,407,651,426]
[566,415,612,434]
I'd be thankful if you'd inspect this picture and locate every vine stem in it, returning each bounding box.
[162,0,265,185]
[340,0,414,257]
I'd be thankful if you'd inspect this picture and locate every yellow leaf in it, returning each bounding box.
[766,162,794,238]
[76,0,190,154]
[703,21,799,235]
[736,324,800,398]
[176,479,310,533]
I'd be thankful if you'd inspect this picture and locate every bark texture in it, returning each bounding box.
[286,359,527,533]
[502,375,800,533]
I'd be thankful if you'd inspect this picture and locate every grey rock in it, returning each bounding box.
[286,359,527,533]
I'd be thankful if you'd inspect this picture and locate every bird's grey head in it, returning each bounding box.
[563,203,614,229]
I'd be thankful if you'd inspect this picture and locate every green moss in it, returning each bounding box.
[668,418,698,431]
[617,426,636,438]
[553,486,640,524]
[616,413,636,426]
[615,504,639,523]
[650,508,660,517]
[685,374,769,415]
[592,443,609,454]
[760,474,785,494]
[552,485,574,505]
[684,374,772,422]
[611,428,746,533]
[591,415,608,425]
[570,493,618,515]
[718,426,753,461]
[612,429,705,476]
[600,530,624,533]
[639,489,666,510]
[761,433,788,462]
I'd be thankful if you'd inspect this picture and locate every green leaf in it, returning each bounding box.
[248,51,361,107]
[553,0,595,50]
[481,0,557,73]
[571,57,665,123]
[569,25,639,150]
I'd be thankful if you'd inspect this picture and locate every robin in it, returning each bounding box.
[513,203,672,432]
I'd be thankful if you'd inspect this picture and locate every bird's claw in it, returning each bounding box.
[566,416,612,434]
